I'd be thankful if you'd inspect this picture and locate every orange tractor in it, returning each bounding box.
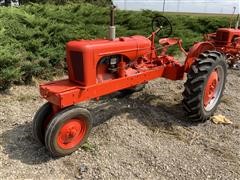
[33,6,227,157]
[204,12,240,68]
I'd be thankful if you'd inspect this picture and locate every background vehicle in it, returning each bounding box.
[204,10,240,68]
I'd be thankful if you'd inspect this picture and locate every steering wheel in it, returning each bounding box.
[152,15,173,38]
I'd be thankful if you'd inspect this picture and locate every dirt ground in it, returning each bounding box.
[0,69,240,179]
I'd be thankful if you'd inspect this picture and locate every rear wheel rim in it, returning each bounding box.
[203,65,224,111]
[57,118,87,149]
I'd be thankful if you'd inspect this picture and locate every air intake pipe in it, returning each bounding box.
[109,5,116,40]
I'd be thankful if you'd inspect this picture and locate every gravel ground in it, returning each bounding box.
[0,69,240,179]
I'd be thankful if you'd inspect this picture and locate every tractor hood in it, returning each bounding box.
[66,35,151,60]
[217,28,240,34]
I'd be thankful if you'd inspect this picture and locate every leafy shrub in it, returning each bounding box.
[19,0,111,6]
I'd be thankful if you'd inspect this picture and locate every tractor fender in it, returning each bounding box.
[184,42,215,72]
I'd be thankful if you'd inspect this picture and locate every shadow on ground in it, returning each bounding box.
[1,91,199,165]
[91,92,198,128]
[0,122,52,165]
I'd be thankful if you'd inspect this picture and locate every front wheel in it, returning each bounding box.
[45,106,93,157]
[32,102,53,145]
[182,51,227,122]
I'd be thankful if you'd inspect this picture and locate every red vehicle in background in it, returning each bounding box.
[204,11,240,68]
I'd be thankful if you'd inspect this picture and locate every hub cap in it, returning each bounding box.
[57,118,87,149]
[203,66,224,111]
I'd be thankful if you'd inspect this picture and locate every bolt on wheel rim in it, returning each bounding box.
[57,118,87,149]
[203,65,224,112]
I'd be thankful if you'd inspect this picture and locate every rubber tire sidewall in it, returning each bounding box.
[32,102,52,145]
[201,57,227,117]
[45,106,93,157]
[183,51,227,122]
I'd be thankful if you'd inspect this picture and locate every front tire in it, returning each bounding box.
[45,106,93,157]
[182,51,227,122]
[32,102,53,145]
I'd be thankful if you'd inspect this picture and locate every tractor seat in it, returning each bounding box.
[159,38,180,46]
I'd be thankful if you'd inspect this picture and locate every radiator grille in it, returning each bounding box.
[216,31,229,45]
[70,51,84,82]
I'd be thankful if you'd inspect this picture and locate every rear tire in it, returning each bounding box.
[182,51,227,122]
[45,106,93,157]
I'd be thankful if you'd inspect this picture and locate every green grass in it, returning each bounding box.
[0,3,229,90]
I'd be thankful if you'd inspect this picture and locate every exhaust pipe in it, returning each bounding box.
[230,6,236,28]
[109,5,116,40]
[236,14,240,29]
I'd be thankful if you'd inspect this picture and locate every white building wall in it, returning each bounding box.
[113,0,240,14]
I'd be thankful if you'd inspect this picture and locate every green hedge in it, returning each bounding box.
[19,0,111,5]
[0,3,228,90]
